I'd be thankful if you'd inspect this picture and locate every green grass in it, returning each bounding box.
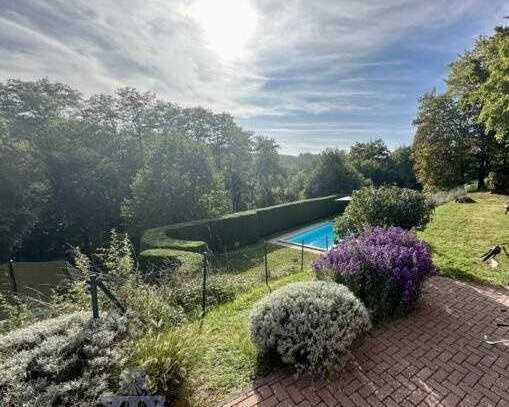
[189,271,314,406]
[418,192,509,287]
[160,243,319,406]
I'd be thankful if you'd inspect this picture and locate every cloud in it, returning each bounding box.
[0,0,506,153]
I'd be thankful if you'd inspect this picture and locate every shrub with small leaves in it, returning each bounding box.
[335,186,434,237]
[314,227,437,323]
[250,281,370,377]
[0,311,130,406]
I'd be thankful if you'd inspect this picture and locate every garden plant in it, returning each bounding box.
[314,227,436,323]
[250,281,371,377]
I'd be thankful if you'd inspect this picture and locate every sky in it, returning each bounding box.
[0,0,508,155]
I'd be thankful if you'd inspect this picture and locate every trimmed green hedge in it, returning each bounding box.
[141,194,348,252]
[140,226,208,252]
[139,249,203,275]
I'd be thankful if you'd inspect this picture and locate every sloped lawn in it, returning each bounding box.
[418,192,509,287]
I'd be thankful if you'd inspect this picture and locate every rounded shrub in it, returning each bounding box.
[250,281,371,377]
[335,186,434,237]
[314,227,437,323]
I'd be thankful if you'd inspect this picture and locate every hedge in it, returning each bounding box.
[139,249,203,276]
[140,226,208,252]
[141,194,348,253]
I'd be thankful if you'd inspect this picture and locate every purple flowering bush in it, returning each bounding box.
[313,227,436,322]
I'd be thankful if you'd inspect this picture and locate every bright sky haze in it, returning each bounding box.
[1,0,508,154]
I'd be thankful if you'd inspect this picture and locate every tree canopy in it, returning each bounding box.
[412,26,509,192]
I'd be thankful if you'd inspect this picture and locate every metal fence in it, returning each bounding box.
[2,240,316,320]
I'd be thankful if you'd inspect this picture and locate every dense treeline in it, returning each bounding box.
[0,80,284,261]
[412,27,509,192]
[0,79,419,262]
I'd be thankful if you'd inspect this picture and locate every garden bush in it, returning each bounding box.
[0,311,129,406]
[250,281,370,377]
[314,227,436,322]
[128,326,202,403]
[335,186,434,237]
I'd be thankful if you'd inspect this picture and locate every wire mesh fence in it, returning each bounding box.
[1,241,321,322]
[200,241,319,314]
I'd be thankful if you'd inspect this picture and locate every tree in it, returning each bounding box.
[348,139,396,186]
[124,133,228,231]
[0,118,48,262]
[447,27,509,144]
[252,137,286,207]
[412,92,474,192]
[304,149,364,198]
[391,146,421,190]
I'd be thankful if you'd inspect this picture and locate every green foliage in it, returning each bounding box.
[138,248,203,277]
[486,170,509,193]
[305,149,364,198]
[250,281,370,377]
[0,79,292,260]
[142,195,346,252]
[412,92,474,192]
[448,27,509,143]
[128,326,202,402]
[0,118,49,262]
[0,311,129,406]
[140,225,208,252]
[253,137,286,207]
[335,186,434,236]
[348,139,396,186]
[391,146,421,189]
[123,133,229,233]
[415,27,509,193]
[0,292,38,333]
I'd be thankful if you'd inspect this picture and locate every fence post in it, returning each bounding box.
[7,259,18,294]
[264,242,269,288]
[90,273,99,319]
[201,251,208,316]
[301,241,304,272]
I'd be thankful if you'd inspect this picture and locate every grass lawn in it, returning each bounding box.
[185,193,508,405]
[187,247,319,406]
[418,192,509,287]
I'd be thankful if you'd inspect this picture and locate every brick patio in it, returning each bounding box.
[222,277,509,407]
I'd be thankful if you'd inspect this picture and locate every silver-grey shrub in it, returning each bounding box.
[250,281,371,377]
[0,311,129,406]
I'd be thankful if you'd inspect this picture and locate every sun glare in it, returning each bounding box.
[191,0,258,62]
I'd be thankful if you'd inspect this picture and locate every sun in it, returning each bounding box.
[190,0,258,62]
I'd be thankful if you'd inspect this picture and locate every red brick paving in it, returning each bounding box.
[222,277,509,407]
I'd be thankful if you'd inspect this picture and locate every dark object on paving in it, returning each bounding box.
[454,195,476,203]
[505,203,508,214]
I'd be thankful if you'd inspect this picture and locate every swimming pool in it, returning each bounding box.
[284,222,336,250]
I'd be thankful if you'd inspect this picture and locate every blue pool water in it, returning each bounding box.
[285,222,335,250]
